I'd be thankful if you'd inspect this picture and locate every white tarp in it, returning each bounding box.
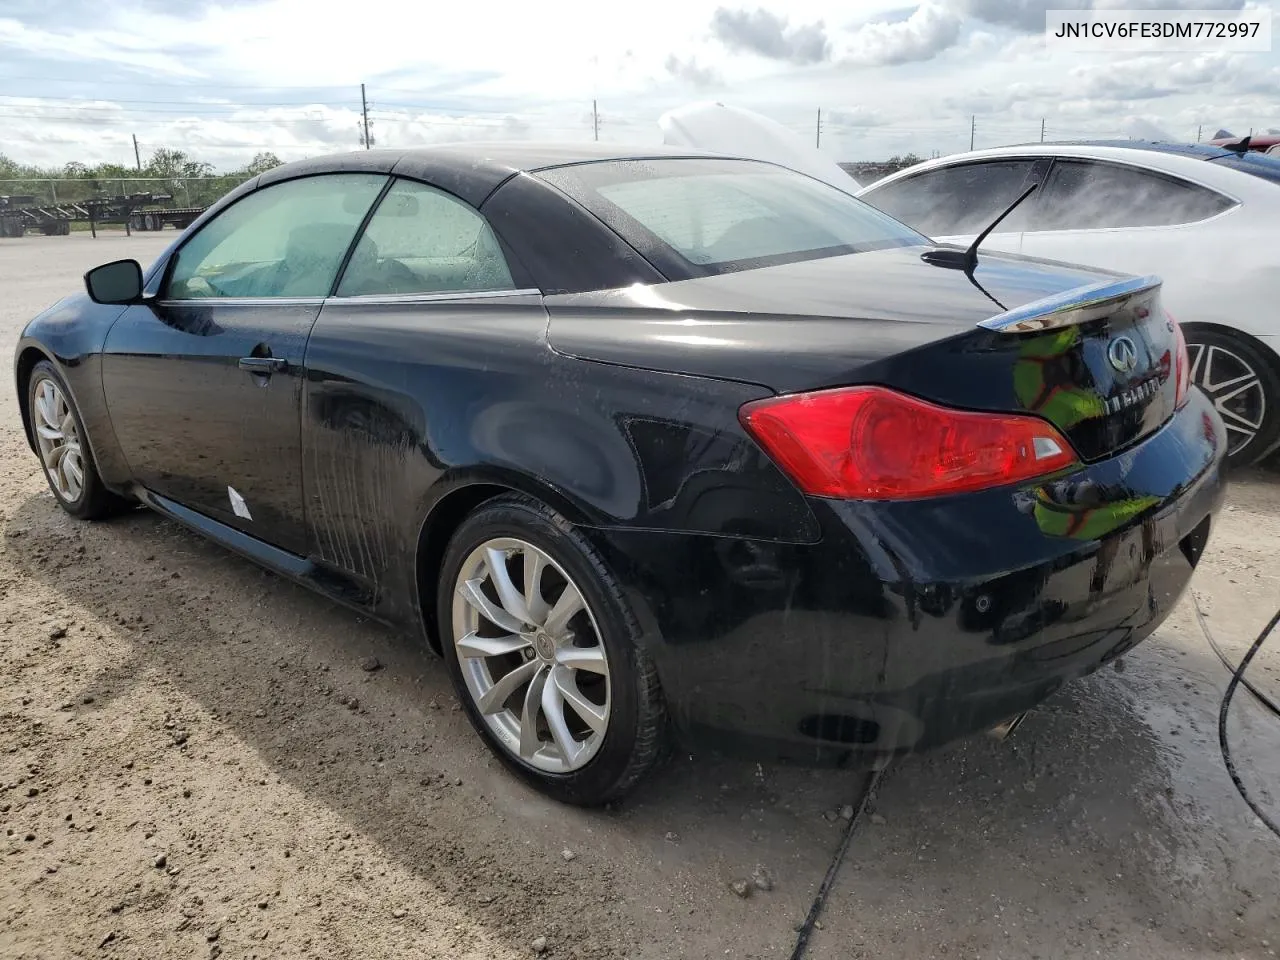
[659,101,861,193]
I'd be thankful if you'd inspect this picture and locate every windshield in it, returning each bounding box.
[536,158,925,278]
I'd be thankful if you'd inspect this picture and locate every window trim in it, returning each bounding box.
[1026,156,1242,233]
[150,289,540,311]
[158,171,393,303]
[154,296,328,309]
[330,287,541,305]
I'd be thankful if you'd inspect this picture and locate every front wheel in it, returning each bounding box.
[27,361,131,520]
[1185,328,1280,469]
[437,495,667,806]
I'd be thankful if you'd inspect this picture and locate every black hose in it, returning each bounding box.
[1194,591,1280,839]
[1193,593,1280,719]
[1215,603,1280,838]
[789,768,884,960]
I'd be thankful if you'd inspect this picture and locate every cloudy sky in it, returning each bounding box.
[1,0,1278,171]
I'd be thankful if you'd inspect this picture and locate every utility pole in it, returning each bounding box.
[970,115,976,151]
[592,99,599,141]
[132,134,142,171]
[360,83,373,149]
[1197,124,1202,142]
[1040,118,1045,143]
[816,108,822,148]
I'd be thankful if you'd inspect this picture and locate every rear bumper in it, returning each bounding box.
[584,390,1227,765]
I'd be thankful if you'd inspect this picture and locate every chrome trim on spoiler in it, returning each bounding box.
[979,274,1163,333]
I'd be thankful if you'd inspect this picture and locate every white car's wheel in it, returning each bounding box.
[1184,328,1280,469]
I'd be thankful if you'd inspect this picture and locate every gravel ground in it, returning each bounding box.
[2,233,1278,960]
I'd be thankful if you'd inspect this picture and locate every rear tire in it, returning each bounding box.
[436,494,667,806]
[1184,327,1280,470]
[27,361,132,520]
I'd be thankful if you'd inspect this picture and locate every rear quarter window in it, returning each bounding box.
[1030,160,1236,230]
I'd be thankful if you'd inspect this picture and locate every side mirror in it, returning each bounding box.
[84,259,143,305]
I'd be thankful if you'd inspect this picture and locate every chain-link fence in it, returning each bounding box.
[0,175,249,209]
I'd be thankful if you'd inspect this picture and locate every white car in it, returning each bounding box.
[856,142,1280,468]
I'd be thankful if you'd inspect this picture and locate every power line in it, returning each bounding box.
[0,106,355,120]
[0,111,346,125]
[0,74,361,90]
[0,93,353,108]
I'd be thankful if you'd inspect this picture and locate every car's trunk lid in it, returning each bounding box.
[546,247,1179,462]
[901,273,1177,462]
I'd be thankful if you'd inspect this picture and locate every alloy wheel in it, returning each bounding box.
[451,537,611,774]
[32,378,85,503]
[1188,342,1267,457]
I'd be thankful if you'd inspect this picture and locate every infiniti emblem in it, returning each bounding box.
[1108,336,1138,373]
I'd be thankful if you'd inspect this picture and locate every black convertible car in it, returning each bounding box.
[16,143,1225,805]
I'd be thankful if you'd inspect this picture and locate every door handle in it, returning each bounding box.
[238,356,288,375]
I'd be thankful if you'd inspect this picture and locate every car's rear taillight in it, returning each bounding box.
[739,386,1080,500]
[1170,313,1191,408]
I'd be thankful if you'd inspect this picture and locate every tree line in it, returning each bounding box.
[0,149,284,208]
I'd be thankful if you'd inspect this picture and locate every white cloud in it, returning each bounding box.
[838,2,963,66]
[0,18,206,76]
[0,0,1275,168]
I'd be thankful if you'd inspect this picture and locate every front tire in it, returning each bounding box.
[437,494,667,806]
[27,361,130,520]
[1184,328,1280,469]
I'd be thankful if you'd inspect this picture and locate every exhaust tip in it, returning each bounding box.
[987,712,1029,742]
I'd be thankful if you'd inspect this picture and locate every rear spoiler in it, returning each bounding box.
[979,275,1162,333]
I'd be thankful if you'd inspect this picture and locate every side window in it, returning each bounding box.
[1029,160,1235,231]
[166,174,388,299]
[862,160,1037,236]
[335,180,515,297]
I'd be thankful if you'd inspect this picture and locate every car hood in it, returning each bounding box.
[659,101,861,194]
[545,245,1125,392]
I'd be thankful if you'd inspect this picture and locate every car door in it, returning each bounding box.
[1018,158,1237,279]
[100,172,390,554]
[299,177,544,610]
[859,158,1048,253]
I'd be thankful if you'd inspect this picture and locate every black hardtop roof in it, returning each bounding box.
[254,141,738,206]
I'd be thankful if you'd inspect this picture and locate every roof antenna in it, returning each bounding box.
[921,181,1040,275]
[1222,135,1252,154]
